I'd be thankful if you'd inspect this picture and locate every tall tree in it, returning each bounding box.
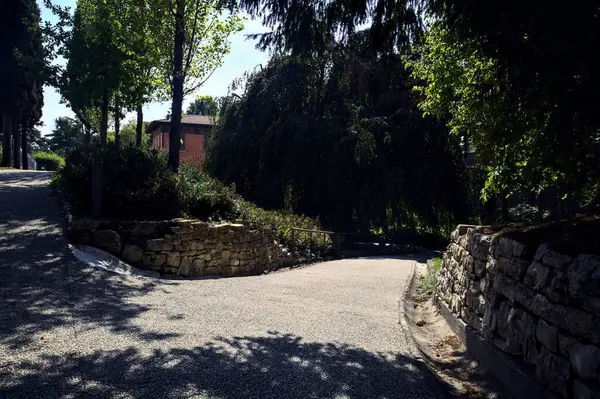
[1,0,46,167]
[47,116,85,156]
[150,0,242,172]
[186,95,220,116]
[209,44,475,235]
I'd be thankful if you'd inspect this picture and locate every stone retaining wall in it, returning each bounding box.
[437,225,600,398]
[68,219,291,277]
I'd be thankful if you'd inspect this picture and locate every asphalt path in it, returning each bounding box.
[0,170,444,398]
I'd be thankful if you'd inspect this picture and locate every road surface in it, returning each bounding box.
[0,170,443,398]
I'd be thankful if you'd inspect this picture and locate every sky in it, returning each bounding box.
[38,0,270,136]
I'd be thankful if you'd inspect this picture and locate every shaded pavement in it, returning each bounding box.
[0,170,444,398]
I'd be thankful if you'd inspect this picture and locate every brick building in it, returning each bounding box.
[146,115,214,167]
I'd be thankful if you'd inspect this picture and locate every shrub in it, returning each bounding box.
[56,144,326,253]
[33,152,65,171]
[234,199,328,255]
[57,143,178,219]
[508,203,543,222]
[178,164,238,220]
[422,257,443,295]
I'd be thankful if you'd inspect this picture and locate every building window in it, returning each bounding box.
[180,134,186,152]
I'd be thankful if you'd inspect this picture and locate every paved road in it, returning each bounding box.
[0,170,443,398]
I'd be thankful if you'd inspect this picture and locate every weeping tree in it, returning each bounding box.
[208,37,476,236]
[223,0,600,209]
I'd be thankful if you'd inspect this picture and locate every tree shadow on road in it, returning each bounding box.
[0,172,177,350]
[1,331,441,398]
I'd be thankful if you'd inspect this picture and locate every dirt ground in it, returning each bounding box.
[405,264,510,399]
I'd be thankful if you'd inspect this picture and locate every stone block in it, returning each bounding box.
[222,250,231,260]
[546,272,569,305]
[122,244,143,263]
[571,344,600,381]
[529,294,600,344]
[496,237,516,258]
[543,250,573,270]
[493,272,517,302]
[568,254,600,317]
[170,223,194,235]
[499,256,529,280]
[536,347,571,398]
[514,282,535,308]
[70,218,99,231]
[203,266,222,275]
[142,252,166,270]
[92,230,121,254]
[145,238,172,251]
[179,256,192,275]
[124,222,162,237]
[473,295,486,316]
[537,319,559,352]
[165,252,181,268]
[503,307,537,357]
[558,333,580,358]
[189,259,205,276]
[573,379,600,399]
[486,256,499,275]
[524,261,553,291]
[471,233,492,260]
[473,259,486,277]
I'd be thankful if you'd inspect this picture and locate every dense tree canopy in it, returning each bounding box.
[47,116,85,156]
[208,36,478,236]
[1,0,46,168]
[186,95,221,116]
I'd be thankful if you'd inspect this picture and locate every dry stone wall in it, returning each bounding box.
[69,219,291,277]
[437,225,600,398]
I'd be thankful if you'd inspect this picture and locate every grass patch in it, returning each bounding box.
[422,257,443,296]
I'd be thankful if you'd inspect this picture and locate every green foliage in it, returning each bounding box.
[107,120,150,147]
[57,144,178,219]
[208,46,478,239]
[149,0,244,99]
[178,165,238,220]
[186,95,221,116]
[422,257,443,296]
[507,204,548,223]
[47,116,85,156]
[56,145,322,253]
[32,151,65,171]
[408,18,600,205]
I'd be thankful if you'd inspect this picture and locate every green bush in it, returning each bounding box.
[234,199,327,254]
[33,152,65,171]
[508,203,544,222]
[57,143,178,219]
[178,164,238,220]
[55,144,324,254]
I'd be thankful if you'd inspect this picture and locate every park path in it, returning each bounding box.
[0,170,444,398]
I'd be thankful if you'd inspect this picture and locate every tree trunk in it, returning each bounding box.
[100,88,109,145]
[84,126,91,147]
[501,189,509,221]
[1,113,11,167]
[136,103,143,147]
[114,107,120,147]
[21,125,28,170]
[168,0,185,173]
[12,120,21,169]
